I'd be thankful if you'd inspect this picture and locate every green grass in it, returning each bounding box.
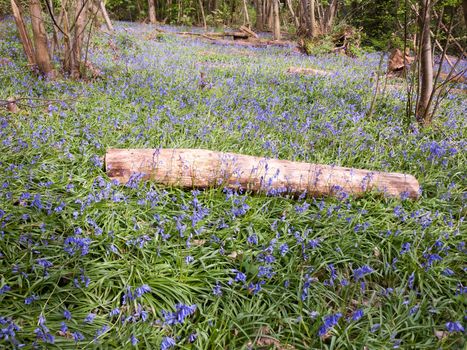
[0,19,466,349]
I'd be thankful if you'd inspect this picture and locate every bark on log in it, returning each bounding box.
[287,67,331,76]
[105,149,420,199]
[240,25,259,38]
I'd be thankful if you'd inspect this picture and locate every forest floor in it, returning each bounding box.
[0,20,466,349]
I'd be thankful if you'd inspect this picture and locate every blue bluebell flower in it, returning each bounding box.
[160,336,176,350]
[445,321,464,333]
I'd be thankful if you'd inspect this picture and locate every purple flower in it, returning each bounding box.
[353,265,374,280]
[233,270,246,283]
[135,284,151,298]
[72,331,85,342]
[185,255,194,264]
[348,309,364,322]
[188,332,197,342]
[161,336,176,350]
[445,321,464,333]
[318,312,342,336]
[25,293,39,305]
[109,307,120,317]
[212,282,222,296]
[279,243,289,256]
[162,303,197,325]
[0,285,11,294]
[370,324,381,332]
[63,309,72,320]
[130,334,139,346]
[247,234,258,245]
[84,313,96,324]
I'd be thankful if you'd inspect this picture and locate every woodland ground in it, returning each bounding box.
[0,19,466,349]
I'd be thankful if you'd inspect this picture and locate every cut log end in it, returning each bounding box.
[105,148,420,200]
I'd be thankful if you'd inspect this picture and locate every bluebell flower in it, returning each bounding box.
[130,334,139,346]
[25,293,39,304]
[188,332,197,343]
[400,242,411,254]
[442,268,454,276]
[160,336,176,350]
[72,331,85,342]
[36,259,53,271]
[212,282,222,296]
[353,265,374,280]
[348,309,364,322]
[247,234,258,245]
[0,284,11,294]
[370,324,381,332]
[185,255,194,264]
[84,313,96,324]
[318,312,342,336]
[63,309,72,320]
[233,270,246,283]
[135,284,151,298]
[162,303,197,325]
[445,321,464,333]
[279,243,289,256]
[109,307,120,317]
[60,322,68,333]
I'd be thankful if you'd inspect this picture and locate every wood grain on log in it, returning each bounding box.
[287,67,331,76]
[105,149,420,199]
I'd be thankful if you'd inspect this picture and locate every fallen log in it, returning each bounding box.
[239,25,259,39]
[209,38,294,48]
[287,67,332,77]
[105,149,420,199]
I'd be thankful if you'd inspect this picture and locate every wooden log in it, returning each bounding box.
[105,148,420,199]
[240,25,259,38]
[287,67,331,77]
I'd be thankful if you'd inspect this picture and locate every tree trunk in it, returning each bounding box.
[242,0,250,27]
[417,0,433,125]
[322,0,337,34]
[72,0,88,78]
[99,0,114,31]
[272,0,280,40]
[105,148,421,199]
[255,0,264,30]
[29,0,55,77]
[198,0,207,29]
[10,0,35,65]
[148,0,156,23]
[309,0,316,37]
[463,0,467,26]
[285,0,300,28]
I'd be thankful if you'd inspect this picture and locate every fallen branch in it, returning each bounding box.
[287,67,331,77]
[105,148,420,199]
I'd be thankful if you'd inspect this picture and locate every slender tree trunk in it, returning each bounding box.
[463,0,467,26]
[417,0,433,125]
[99,0,114,30]
[272,0,281,40]
[72,0,87,78]
[285,0,299,28]
[148,0,156,23]
[309,0,316,37]
[198,0,207,29]
[255,0,264,30]
[30,0,55,77]
[10,0,35,65]
[242,0,250,27]
[299,0,310,35]
[267,0,273,30]
[322,0,337,34]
